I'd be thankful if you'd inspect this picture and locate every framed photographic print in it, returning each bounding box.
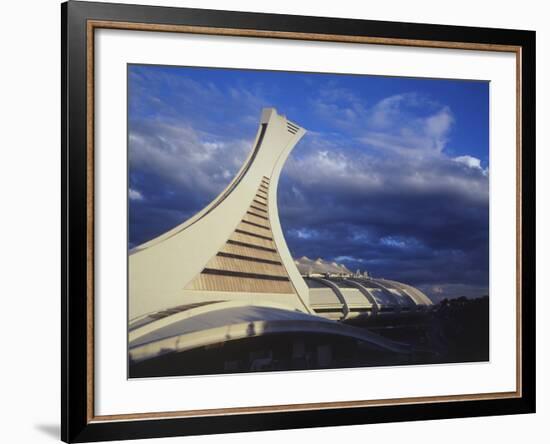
[61,1,536,442]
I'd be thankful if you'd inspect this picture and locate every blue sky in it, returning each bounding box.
[128,64,489,301]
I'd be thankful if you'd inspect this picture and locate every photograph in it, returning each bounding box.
[127,65,490,378]
[56,1,536,441]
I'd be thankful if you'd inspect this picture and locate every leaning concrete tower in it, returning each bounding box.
[129,108,311,320]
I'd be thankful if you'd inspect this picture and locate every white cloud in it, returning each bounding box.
[289,228,320,239]
[131,66,270,134]
[453,155,489,176]
[283,144,382,192]
[286,92,488,203]
[424,106,454,151]
[283,124,488,204]
[129,188,144,201]
[129,120,251,198]
[419,283,489,300]
[310,90,456,159]
[311,84,367,129]
[334,255,365,263]
[368,93,412,129]
[454,155,482,169]
[360,96,454,157]
[380,236,407,248]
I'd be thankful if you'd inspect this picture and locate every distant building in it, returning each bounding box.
[294,256,433,321]
[128,108,433,377]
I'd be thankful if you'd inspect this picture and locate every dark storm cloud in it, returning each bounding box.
[278,131,489,301]
[128,117,253,247]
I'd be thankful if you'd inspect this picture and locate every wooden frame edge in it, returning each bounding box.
[89,19,522,53]
[70,8,532,435]
[90,391,520,423]
[86,18,95,424]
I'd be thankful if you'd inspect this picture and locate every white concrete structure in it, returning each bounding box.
[128,108,433,370]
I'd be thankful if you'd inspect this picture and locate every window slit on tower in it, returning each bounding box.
[201,268,290,281]
[234,229,273,241]
[226,240,277,252]
[250,205,267,213]
[247,211,269,220]
[216,252,282,265]
[241,220,270,230]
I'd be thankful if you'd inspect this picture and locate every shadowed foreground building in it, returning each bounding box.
[129,108,434,377]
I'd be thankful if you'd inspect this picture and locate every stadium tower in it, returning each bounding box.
[128,108,432,375]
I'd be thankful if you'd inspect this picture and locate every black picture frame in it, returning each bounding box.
[62,1,536,442]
